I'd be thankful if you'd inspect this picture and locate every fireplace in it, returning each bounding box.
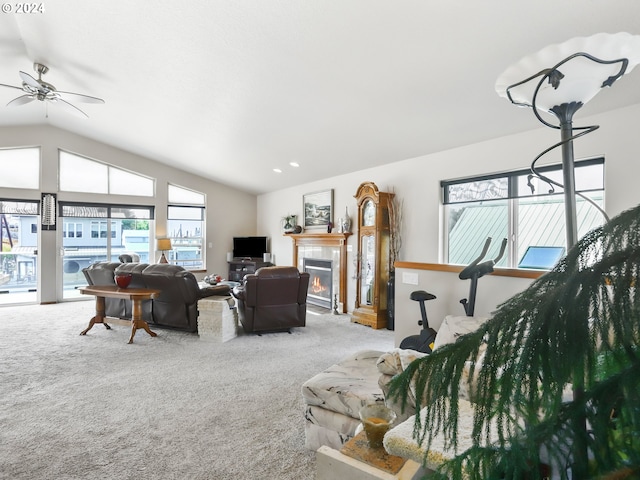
[288,232,350,313]
[303,258,333,309]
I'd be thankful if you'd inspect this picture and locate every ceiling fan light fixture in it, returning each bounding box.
[1,62,104,117]
[34,62,49,76]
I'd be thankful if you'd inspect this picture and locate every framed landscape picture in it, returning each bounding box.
[303,189,333,230]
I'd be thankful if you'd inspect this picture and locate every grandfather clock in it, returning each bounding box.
[352,182,393,329]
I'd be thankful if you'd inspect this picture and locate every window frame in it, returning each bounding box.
[58,149,155,197]
[0,147,41,190]
[166,184,206,271]
[60,201,155,263]
[442,157,604,204]
[166,204,205,271]
[441,157,605,269]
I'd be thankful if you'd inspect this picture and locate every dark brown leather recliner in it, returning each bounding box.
[82,262,230,332]
[232,266,310,333]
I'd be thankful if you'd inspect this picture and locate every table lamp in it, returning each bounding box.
[156,238,172,264]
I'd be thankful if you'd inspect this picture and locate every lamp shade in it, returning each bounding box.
[495,32,640,114]
[157,238,172,251]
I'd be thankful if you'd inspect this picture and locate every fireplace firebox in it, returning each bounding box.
[303,258,333,309]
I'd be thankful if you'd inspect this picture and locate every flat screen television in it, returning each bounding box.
[232,236,268,259]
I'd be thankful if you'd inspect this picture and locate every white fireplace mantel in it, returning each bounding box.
[287,233,351,313]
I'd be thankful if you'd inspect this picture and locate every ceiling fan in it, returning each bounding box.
[0,62,104,118]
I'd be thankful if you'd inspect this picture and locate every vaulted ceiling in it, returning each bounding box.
[1,1,639,195]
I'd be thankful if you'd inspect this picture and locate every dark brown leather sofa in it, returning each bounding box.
[232,266,310,333]
[82,262,230,332]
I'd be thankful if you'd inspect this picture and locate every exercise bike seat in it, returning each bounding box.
[400,290,438,354]
[410,290,436,302]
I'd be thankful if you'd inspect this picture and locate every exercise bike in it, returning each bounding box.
[459,236,507,317]
[398,290,438,353]
[398,237,507,353]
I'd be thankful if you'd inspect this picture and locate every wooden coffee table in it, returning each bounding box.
[79,285,160,344]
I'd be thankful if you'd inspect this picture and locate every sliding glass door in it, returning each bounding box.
[0,200,39,305]
[61,209,110,300]
[60,203,154,300]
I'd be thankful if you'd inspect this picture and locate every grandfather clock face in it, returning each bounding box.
[362,199,375,227]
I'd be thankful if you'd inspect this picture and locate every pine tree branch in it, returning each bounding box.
[387,204,640,479]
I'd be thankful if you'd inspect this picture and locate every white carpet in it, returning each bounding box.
[0,301,394,480]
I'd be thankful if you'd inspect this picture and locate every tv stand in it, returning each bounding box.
[228,258,273,282]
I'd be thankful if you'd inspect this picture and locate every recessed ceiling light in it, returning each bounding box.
[289,162,300,167]
[273,168,282,173]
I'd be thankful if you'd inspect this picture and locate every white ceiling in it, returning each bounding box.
[1,1,640,195]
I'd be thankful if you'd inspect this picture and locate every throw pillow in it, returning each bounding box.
[433,315,489,351]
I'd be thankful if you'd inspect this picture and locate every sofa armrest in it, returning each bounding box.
[377,348,428,376]
[199,284,231,299]
[83,261,122,286]
[377,348,428,420]
[231,285,245,301]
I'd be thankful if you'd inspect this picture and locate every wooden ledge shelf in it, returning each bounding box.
[285,232,351,243]
[395,261,546,279]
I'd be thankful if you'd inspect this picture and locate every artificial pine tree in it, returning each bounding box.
[387,204,640,479]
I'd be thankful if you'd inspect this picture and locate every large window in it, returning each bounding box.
[167,184,205,270]
[59,150,154,197]
[59,202,154,299]
[442,158,605,269]
[0,199,40,304]
[0,147,40,189]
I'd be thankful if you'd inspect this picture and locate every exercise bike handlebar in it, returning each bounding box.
[493,237,508,264]
[458,237,507,316]
[458,237,492,280]
[475,237,507,276]
[459,237,507,280]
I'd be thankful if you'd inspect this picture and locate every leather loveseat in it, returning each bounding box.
[82,262,230,332]
[232,266,309,333]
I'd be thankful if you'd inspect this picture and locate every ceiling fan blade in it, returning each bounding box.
[7,94,35,106]
[55,97,89,118]
[0,82,25,91]
[19,71,42,90]
[56,90,105,104]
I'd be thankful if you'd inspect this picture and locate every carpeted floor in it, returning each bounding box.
[0,301,394,480]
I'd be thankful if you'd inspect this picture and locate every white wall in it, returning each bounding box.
[0,125,257,303]
[393,268,535,346]
[258,103,640,339]
[4,102,639,309]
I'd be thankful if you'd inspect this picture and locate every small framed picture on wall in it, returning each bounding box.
[303,189,333,230]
